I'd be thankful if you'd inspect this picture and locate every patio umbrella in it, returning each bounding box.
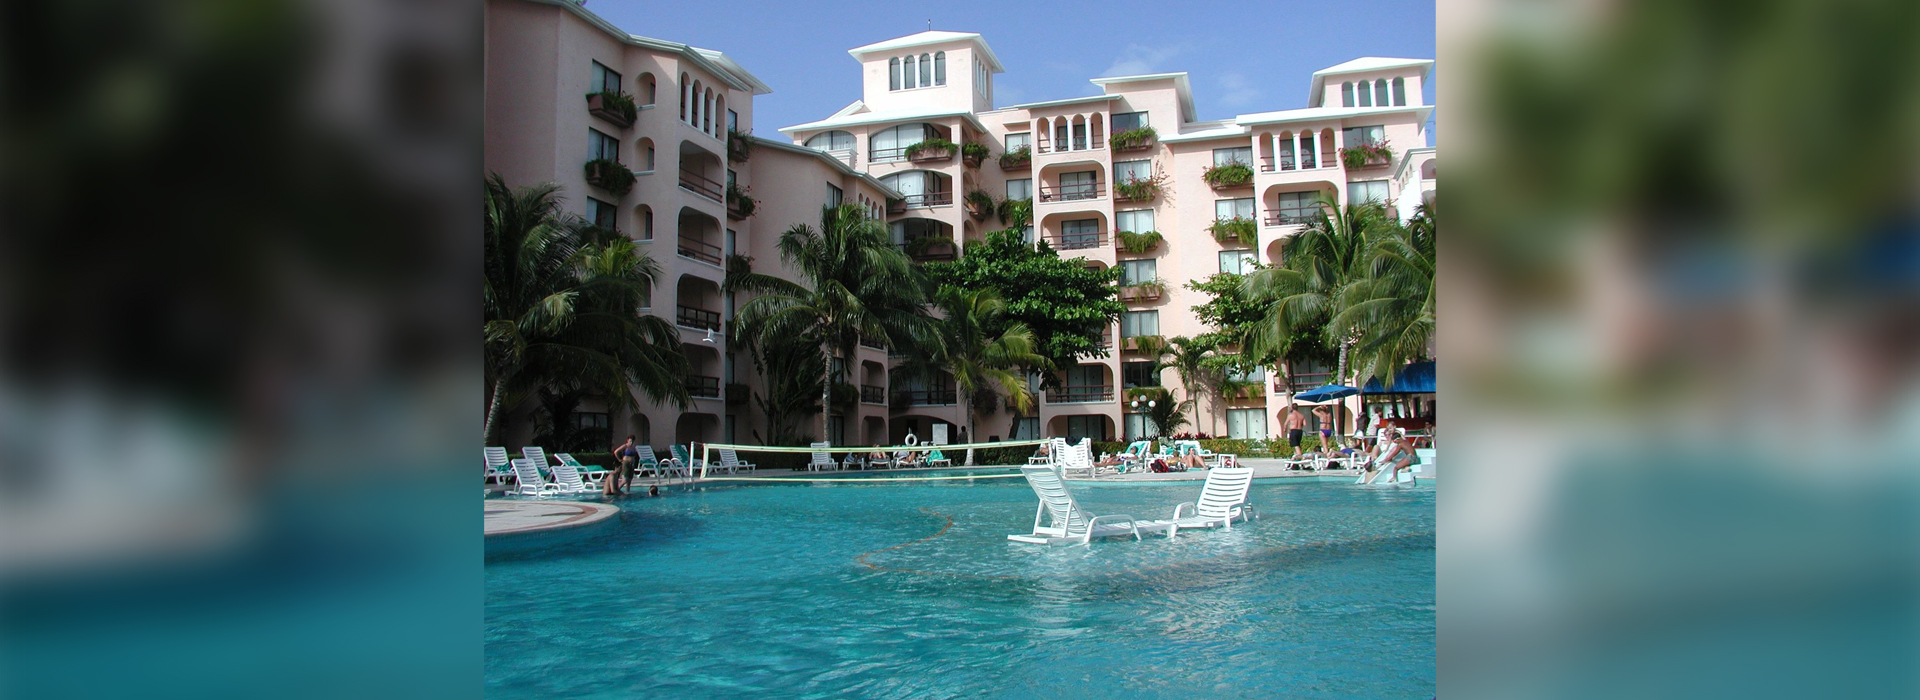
[1292,384,1360,403]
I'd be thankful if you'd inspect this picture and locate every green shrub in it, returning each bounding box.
[585,90,637,124]
[961,141,990,163]
[726,182,757,217]
[584,158,635,196]
[998,146,1031,169]
[1115,230,1163,253]
[1208,216,1255,244]
[905,138,958,159]
[995,197,1033,227]
[1202,161,1254,188]
[1108,126,1158,150]
[1339,141,1393,169]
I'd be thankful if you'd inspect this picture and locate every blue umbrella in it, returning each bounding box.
[1292,384,1360,403]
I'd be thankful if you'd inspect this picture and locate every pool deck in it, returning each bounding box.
[485,500,620,538]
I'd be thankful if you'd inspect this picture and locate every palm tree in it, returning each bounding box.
[1243,194,1393,401]
[1332,200,1435,385]
[483,174,688,444]
[729,204,935,443]
[902,286,1049,464]
[1159,336,1222,435]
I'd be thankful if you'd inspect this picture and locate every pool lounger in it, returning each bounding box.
[1140,467,1257,537]
[1009,466,1170,545]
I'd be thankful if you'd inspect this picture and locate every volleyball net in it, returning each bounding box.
[689,437,1053,481]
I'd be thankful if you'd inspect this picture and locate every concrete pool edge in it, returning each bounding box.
[485,501,621,556]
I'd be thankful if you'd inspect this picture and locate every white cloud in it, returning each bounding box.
[1217,72,1261,107]
[1099,44,1188,77]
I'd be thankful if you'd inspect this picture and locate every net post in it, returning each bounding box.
[700,443,712,480]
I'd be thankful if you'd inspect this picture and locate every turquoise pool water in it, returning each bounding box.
[486,476,1434,699]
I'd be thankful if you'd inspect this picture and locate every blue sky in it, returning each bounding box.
[585,0,1434,137]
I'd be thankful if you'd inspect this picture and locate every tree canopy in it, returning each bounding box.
[925,229,1124,378]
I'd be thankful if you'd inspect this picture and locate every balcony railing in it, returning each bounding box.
[1041,231,1107,251]
[1259,155,1299,172]
[1275,371,1335,393]
[815,148,856,167]
[1095,331,1114,351]
[860,385,886,404]
[678,237,723,265]
[685,375,721,398]
[1038,182,1106,202]
[676,305,721,331]
[896,389,958,406]
[679,168,724,201]
[896,238,957,261]
[1035,136,1105,154]
[860,336,888,351]
[1263,207,1324,226]
[899,191,953,208]
[1047,384,1114,403]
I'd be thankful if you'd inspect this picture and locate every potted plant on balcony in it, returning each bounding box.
[963,190,994,221]
[1208,216,1255,245]
[998,145,1031,170]
[995,197,1032,227]
[960,142,990,168]
[726,127,752,162]
[584,90,636,128]
[1202,161,1255,189]
[584,158,635,196]
[1339,141,1393,169]
[886,197,907,215]
[1123,333,1166,353]
[1112,166,1167,203]
[1115,230,1164,254]
[1109,125,1158,152]
[905,138,958,163]
[1120,278,1167,301]
[725,182,757,220]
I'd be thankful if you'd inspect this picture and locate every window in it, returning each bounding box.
[1392,77,1407,106]
[805,130,855,153]
[1060,170,1097,198]
[934,51,946,85]
[1113,159,1153,183]
[1342,125,1386,147]
[1115,209,1154,234]
[1012,417,1040,440]
[643,73,656,104]
[1120,259,1156,286]
[640,207,654,240]
[1124,414,1159,441]
[1064,415,1108,442]
[1375,79,1390,107]
[1111,111,1149,132]
[589,129,618,161]
[727,169,736,187]
[587,198,616,229]
[1061,218,1099,248]
[591,61,620,93]
[1226,362,1266,383]
[870,124,930,161]
[890,58,901,90]
[1064,364,1103,387]
[1274,191,1321,222]
[643,143,655,171]
[1215,197,1254,220]
[726,228,737,256]
[1053,121,1070,151]
[575,411,611,442]
[1342,81,1355,107]
[1004,132,1030,151]
[1121,310,1159,337]
[1225,409,1268,440]
[1348,179,1390,205]
[1219,250,1257,274]
[903,55,917,89]
[879,171,949,205]
[1357,80,1373,107]
[888,218,948,245]
[919,53,932,87]
[1214,147,1252,167]
[727,110,738,132]
[1123,361,1159,388]
[1005,178,1032,200]
[827,184,844,208]
[679,73,689,120]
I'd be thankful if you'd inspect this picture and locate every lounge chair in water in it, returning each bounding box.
[669,444,708,475]
[717,448,756,474]
[634,445,677,478]
[1008,466,1169,545]
[807,442,839,472]
[554,453,608,486]
[1146,467,1257,537]
[548,460,600,494]
[510,458,565,497]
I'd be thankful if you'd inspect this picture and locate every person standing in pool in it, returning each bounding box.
[1281,405,1308,458]
[607,435,640,496]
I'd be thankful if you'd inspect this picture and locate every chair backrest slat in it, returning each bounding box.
[511,458,546,489]
[522,446,549,470]
[552,462,588,490]
[484,447,510,470]
[1021,466,1089,532]
[636,445,659,464]
[1195,467,1254,518]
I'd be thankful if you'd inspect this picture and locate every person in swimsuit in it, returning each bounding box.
[1312,405,1334,451]
[1282,406,1308,458]
[607,435,640,495]
[1366,429,1418,484]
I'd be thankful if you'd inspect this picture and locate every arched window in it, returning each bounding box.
[640,73,657,105]
[934,51,946,85]
[805,130,855,152]
[1341,81,1355,107]
[919,53,932,86]
[870,123,932,162]
[889,57,901,90]
[637,204,654,240]
[638,137,655,171]
[904,55,917,88]
[1357,80,1372,107]
[691,80,702,124]
[1391,77,1407,106]
[680,73,690,120]
[704,88,715,133]
[715,96,726,132]
[1374,79,1389,107]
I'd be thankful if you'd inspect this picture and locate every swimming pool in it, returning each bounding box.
[485,477,1434,699]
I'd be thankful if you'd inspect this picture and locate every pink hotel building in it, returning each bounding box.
[485,0,1434,450]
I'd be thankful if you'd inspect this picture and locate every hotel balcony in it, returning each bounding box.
[684,375,721,399]
[678,167,724,202]
[899,191,953,209]
[1038,181,1106,203]
[895,388,958,406]
[860,385,887,405]
[678,236,723,266]
[1259,152,1340,173]
[1263,207,1325,227]
[1040,230,1107,251]
[1035,135,1105,154]
[676,305,721,331]
[1046,384,1114,404]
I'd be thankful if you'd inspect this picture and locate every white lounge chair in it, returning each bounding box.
[669,444,709,476]
[484,446,515,485]
[633,445,677,479]
[926,449,952,468]
[1008,466,1169,545]
[554,453,607,487]
[1149,467,1257,537]
[521,446,551,476]
[511,458,564,497]
[548,461,600,494]
[717,448,756,474]
[807,442,839,472]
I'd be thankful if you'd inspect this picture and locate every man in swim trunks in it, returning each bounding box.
[1282,405,1308,458]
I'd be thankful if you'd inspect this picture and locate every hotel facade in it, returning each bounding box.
[484,0,1435,451]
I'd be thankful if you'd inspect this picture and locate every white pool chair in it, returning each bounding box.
[510,458,564,497]
[807,442,839,472]
[520,446,551,477]
[485,446,515,485]
[548,461,600,494]
[1148,467,1257,537]
[718,448,756,474]
[554,453,608,486]
[1008,466,1168,545]
[635,445,678,479]
[926,449,952,468]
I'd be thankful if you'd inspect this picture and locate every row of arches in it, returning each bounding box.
[888,51,947,90]
[678,72,727,138]
[1035,113,1107,154]
[1342,77,1409,108]
[1253,128,1339,172]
